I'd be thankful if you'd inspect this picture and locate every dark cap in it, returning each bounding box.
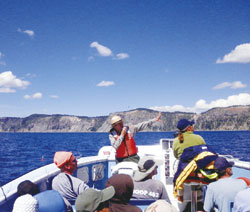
[17,180,40,197]
[214,157,234,172]
[177,119,194,131]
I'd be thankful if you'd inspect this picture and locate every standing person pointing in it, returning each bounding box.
[109,112,162,163]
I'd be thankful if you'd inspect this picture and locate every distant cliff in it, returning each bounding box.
[0,106,249,132]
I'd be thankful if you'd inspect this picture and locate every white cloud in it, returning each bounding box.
[0,52,4,59]
[149,93,250,113]
[50,95,59,99]
[26,73,37,78]
[17,28,35,38]
[24,92,42,99]
[0,71,30,93]
[23,30,34,37]
[216,43,250,64]
[150,105,194,113]
[97,81,115,87]
[0,87,16,93]
[33,93,42,98]
[90,42,112,57]
[24,94,31,99]
[115,53,129,60]
[213,81,247,90]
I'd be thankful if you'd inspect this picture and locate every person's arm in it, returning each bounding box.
[173,139,179,159]
[109,127,127,149]
[203,186,214,212]
[201,136,206,145]
[75,178,89,195]
[130,112,162,136]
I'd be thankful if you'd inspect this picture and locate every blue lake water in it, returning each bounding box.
[0,131,250,186]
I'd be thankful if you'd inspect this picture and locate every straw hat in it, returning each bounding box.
[110,115,122,126]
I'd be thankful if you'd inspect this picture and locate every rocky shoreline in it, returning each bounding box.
[0,106,249,132]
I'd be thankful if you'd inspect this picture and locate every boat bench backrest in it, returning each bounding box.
[111,161,138,177]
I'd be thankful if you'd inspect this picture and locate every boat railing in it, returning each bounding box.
[0,155,109,211]
[219,154,250,170]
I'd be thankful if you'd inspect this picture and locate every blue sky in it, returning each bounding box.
[0,0,250,117]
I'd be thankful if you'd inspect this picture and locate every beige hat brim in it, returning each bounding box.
[101,186,115,202]
[133,159,163,181]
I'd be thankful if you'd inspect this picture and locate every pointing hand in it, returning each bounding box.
[156,112,162,122]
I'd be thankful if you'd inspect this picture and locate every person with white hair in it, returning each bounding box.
[109,112,162,163]
[12,194,39,212]
[145,200,178,212]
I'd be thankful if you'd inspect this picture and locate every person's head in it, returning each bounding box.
[17,180,40,197]
[105,174,134,204]
[214,157,234,177]
[145,200,178,212]
[177,119,194,132]
[12,194,39,212]
[75,187,115,212]
[110,115,123,133]
[54,151,77,175]
[133,155,163,181]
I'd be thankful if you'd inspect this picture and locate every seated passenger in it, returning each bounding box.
[203,157,247,212]
[173,119,206,159]
[52,151,89,205]
[17,180,40,196]
[145,200,178,212]
[132,155,170,201]
[12,194,39,212]
[75,186,115,212]
[233,187,250,212]
[105,174,142,212]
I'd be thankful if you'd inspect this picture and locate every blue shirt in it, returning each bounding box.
[204,178,247,212]
[233,188,250,212]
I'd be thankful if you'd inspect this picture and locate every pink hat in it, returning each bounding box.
[54,151,73,168]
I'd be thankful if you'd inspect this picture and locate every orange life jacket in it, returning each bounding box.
[115,132,138,158]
